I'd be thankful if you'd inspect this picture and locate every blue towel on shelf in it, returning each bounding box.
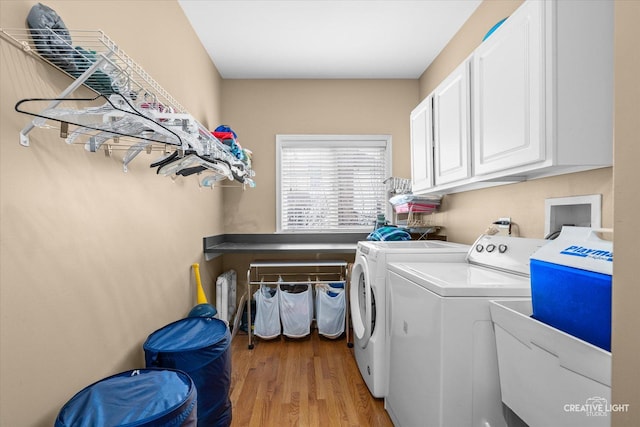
[367,226,411,241]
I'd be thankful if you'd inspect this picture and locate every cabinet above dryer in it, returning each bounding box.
[411,0,613,196]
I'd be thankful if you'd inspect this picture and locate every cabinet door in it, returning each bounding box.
[472,0,544,176]
[410,95,433,193]
[433,60,471,186]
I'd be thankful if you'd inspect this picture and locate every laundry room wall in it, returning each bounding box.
[0,1,225,426]
[416,0,613,244]
[220,79,419,234]
[612,2,640,425]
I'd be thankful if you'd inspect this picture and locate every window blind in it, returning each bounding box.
[277,135,390,232]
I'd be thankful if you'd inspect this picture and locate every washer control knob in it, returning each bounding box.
[475,244,484,253]
[486,244,496,253]
[498,244,508,253]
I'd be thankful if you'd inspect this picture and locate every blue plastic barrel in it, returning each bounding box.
[55,368,197,427]
[144,317,232,427]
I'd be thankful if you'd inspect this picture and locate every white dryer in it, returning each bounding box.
[385,235,548,427]
[350,240,469,398]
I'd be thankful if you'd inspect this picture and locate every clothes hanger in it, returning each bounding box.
[154,149,234,180]
[15,93,184,147]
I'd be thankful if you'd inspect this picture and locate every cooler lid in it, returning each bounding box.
[530,227,613,275]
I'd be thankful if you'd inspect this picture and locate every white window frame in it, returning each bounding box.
[276,134,392,233]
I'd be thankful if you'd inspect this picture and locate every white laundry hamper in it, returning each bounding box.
[315,285,346,338]
[253,284,281,339]
[279,283,313,338]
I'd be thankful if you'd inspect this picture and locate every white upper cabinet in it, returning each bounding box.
[410,0,613,196]
[410,95,434,193]
[472,0,544,176]
[433,60,471,185]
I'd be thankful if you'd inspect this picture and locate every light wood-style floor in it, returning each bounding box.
[229,330,393,426]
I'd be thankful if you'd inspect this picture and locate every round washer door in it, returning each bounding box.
[350,254,373,348]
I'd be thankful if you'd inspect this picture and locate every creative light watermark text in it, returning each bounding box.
[564,397,629,417]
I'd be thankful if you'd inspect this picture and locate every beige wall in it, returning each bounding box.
[612,1,640,426]
[0,1,224,426]
[221,79,419,233]
[433,167,613,243]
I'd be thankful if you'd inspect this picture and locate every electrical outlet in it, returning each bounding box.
[497,217,511,229]
[496,217,511,236]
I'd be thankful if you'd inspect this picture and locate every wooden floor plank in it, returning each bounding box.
[229,331,392,427]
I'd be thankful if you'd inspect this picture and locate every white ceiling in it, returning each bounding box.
[178,0,482,79]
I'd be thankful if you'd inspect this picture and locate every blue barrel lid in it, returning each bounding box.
[144,317,229,352]
[56,369,195,427]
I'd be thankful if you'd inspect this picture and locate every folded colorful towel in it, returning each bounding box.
[367,226,411,241]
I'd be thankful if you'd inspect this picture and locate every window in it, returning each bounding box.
[277,135,391,232]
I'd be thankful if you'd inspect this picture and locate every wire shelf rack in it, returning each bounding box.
[1,27,255,187]
[2,28,187,113]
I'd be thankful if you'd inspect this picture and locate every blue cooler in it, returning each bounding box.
[144,317,232,427]
[530,227,613,351]
[55,368,197,427]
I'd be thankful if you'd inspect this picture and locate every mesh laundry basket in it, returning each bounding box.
[279,283,313,338]
[54,368,197,427]
[254,284,281,339]
[144,317,232,427]
[315,285,346,338]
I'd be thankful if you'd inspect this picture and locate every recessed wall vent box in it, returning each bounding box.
[529,226,612,351]
[544,194,601,238]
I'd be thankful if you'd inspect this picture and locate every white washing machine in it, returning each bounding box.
[349,240,469,398]
[385,235,549,427]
